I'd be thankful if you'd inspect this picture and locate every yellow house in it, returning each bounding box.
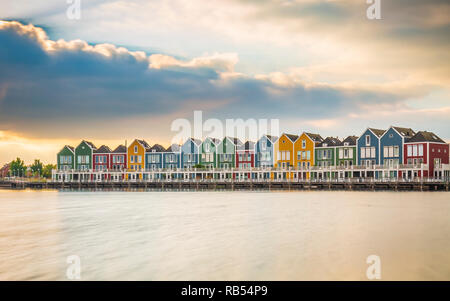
[274,133,298,169]
[127,139,150,178]
[294,132,323,179]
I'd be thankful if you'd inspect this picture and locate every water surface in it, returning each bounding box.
[0,189,449,280]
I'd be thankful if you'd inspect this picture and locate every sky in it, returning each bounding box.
[0,0,449,164]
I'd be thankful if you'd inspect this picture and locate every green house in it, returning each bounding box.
[199,137,220,168]
[75,140,97,171]
[315,137,341,168]
[217,137,243,168]
[57,145,75,171]
[335,136,357,168]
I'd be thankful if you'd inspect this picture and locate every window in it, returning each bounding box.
[261,141,267,150]
[394,146,399,157]
[307,151,311,160]
[361,148,366,159]
[365,135,370,146]
[130,156,134,163]
[134,146,138,153]
[412,145,418,156]
[302,140,306,149]
[407,145,412,156]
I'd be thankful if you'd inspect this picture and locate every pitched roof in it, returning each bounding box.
[83,140,97,150]
[204,137,220,145]
[282,133,298,142]
[136,139,151,151]
[166,144,181,152]
[94,145,112,153]
[368,128,385,137]
[392,126,415,138]
[265,135,279,143]
[238,141,255,151]
[341,136,358,146]
[305,132,324,143]
[211,138,221,144]
[186,138,202,145]
[224,137,243,146]
[112,145,127,153]
[62,145,75,153]
[319,137,342,147]
[406,131,446,143]
[149,144,166,152]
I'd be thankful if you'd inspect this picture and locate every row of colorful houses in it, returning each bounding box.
[57,126,449,179]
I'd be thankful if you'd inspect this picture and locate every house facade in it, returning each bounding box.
[357,128,385,167]
[380,126,415,169]
[181,138,201,168]
[294,133,323,180]
[164,144,181,169]
[57,145,75,171]
[146,144,166,170]
[199,137,219,168]
[127,139,150,174]
[111,145,127,171]
[404,131,449,179]
[336,136,357,168]
[274,134,297,168]
[315,137,341,168]
[236,141,255,169]
[217,137,243,168]
[93,145,111,172]
[255,135,277,168]
[75,141,96,171]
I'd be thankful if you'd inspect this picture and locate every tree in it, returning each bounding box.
[9,157,27,178]
[42,164,56,179]
[30,159,43,177]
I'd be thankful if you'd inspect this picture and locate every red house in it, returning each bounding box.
[93,145,112,171]
[404,131,449,179]
[111,145,127,171]
[236,141,255,168]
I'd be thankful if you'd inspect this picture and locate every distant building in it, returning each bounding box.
[0,163,10,178]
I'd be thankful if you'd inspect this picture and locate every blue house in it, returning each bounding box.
[356,128,385,170]
[255,135,278,168]
[163,144,181,169]
[181,138,201,168]
[380,126,415,169]
[146,144,166,170]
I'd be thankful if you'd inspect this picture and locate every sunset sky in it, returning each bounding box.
[0,0,449,164]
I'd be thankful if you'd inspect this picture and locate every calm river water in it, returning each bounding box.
[0,189,449,280]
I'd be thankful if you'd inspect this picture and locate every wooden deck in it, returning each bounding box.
[1,180,449,191]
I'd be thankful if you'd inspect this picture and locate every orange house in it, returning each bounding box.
[294,132,323,179]
[127,139,150,178]
[274,133,298,178]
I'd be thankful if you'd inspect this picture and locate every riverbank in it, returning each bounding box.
[1,180,449,191]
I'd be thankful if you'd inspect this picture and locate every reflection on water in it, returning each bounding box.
[0,189,449,280]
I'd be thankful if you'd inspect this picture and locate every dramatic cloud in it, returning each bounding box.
[0,21,424,135]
